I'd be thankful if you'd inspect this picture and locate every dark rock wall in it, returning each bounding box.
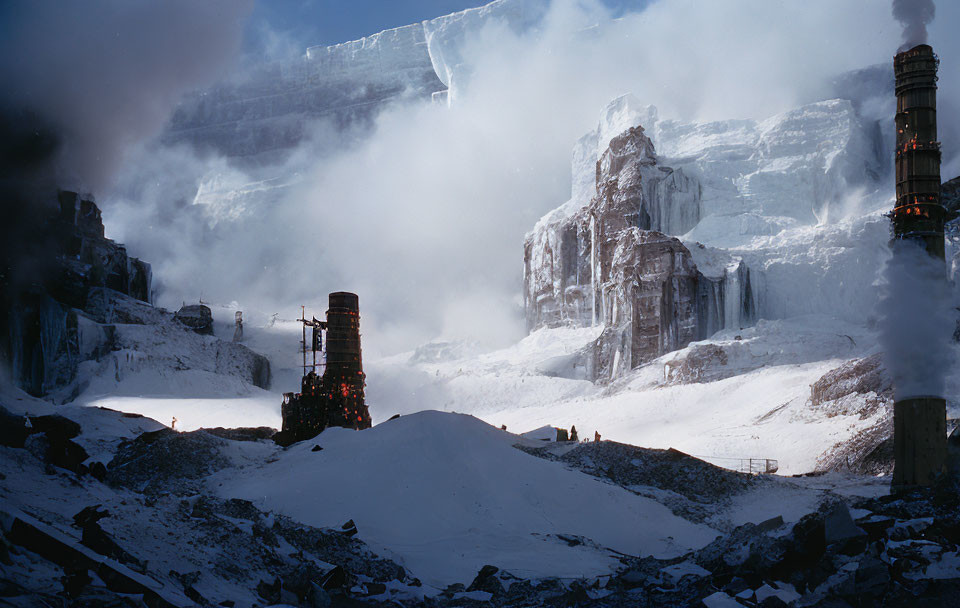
[3,191,152,397]
[1,190,271,398]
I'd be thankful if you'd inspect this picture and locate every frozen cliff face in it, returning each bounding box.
[651,99,883,249]
[164,23,446,164]
[163,0,551,163]
[524,119,710,380]
[525,91,890,382]
[4,192,153,398]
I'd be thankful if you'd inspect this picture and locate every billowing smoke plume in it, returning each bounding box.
[878,241,954,400]
[0,0,253,194]
[0,0,252,326]
[101,0,960,357]
[892,0,936,50]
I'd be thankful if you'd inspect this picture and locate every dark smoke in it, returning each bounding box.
[0,1,252,279]
[892,0,936,50]
[0,0,252,371]
[0,0,253,193]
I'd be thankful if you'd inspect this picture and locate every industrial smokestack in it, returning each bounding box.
[277,291,371,446]
[323,291,370,429]
[890,43,947,489]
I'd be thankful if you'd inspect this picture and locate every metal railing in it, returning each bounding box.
[693,454,779,475]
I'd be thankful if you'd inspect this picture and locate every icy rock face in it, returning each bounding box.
[526,92,890,383]
[166,0,550,162]
[6,192,153,398]
[652,99,882,248]
[4,191,272,399]
[423,0,548,102]
[813,354,894,476]
[524,121,709,379]
[164,23,446,163]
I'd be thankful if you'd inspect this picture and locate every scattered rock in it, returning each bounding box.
[106,428,230,494]
[202,426,276,442]
[316,565,346,590]
[823,503,866,546]
[0,406,29,448]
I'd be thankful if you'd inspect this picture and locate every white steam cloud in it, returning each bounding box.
[101,0,960,357]
[879,241,954,400]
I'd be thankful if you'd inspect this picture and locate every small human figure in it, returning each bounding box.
[594,430,601,443]
[171,416,178,430]
[570,425,578,442]
[501,424,507,431]
[233,310,244,342]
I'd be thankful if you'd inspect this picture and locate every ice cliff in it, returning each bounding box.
[523,93,889,381]
[163,0,539,164]
[0,192,270,401]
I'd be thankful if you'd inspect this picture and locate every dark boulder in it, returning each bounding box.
[467,565,502,595]
[174,303,214,335]
[316,565,347,590]
[338,520,358,537]
[30,414,82,439]
[0,406,29,448]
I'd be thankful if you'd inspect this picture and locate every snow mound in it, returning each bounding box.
[214,410,720,587]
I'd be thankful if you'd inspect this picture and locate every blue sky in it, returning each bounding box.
[247,1,493,51]
[246,0,649,52]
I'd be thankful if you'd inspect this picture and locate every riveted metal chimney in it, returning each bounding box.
[891,44,947,489]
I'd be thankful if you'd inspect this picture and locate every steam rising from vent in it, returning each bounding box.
[892,0,936,50]
[878,241,953,401]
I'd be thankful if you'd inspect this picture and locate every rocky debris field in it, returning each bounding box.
[3,397,960,607]
[519,440,760,526]
[0,407,427,607]
[424,478,960,607]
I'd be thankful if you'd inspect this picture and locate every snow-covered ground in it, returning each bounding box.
[215,411,720,586]
[51,298,914,477]
[1,379,887,595]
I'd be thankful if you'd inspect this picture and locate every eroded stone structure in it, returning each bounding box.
[523,124,757,381]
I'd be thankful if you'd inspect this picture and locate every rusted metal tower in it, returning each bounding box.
[321,292,369,429]
[277,292,371,446]
[891,44,947,489]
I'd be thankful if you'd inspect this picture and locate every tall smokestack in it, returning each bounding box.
[323,291,370,429]
[891,43,947,489]
[277,291,371,446]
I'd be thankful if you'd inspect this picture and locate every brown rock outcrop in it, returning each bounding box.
[524,123,750,381]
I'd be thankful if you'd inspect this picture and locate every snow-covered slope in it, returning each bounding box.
[215,410,719,586]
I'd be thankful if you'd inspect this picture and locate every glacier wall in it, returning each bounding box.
[163,0,546,163]
[164,23,446,164]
